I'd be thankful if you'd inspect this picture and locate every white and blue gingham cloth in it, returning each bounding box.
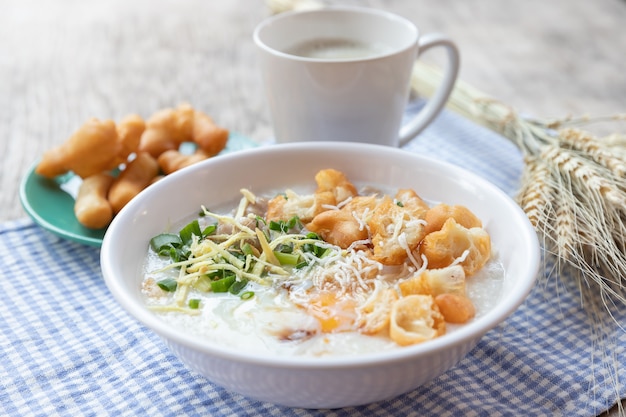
[2,105,625,417]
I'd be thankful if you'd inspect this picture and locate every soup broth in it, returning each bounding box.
[285,38,392,60]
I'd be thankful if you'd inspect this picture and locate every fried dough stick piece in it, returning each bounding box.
[108,152,159,214]
[138,104,195,158]
[116,114,146,161]
[423,203,482,235]
[419,218,491,276]
[74,173,115,229]
[356,287,398,334]
[307,195,378,249]
[389,295,446,346]
[369,195,427,265]
[434,293,475,324]
[35,116,145,179]
[36,119,122,179]
[314,168,358,204]
[192,111,229,156]
[157,149,210,174]
[266,169,358,225]
[138,104,229,158]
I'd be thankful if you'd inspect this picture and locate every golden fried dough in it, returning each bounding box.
[389,294,445,346]
[36,118,122,179]
[35,104,229,230]
[419,218,491,276]
[138,104,194,157]
[108,152,159,214]
[192,111,229,156]
[267,169,360,225]
[399,265,466,298]
[423,203,482,235]
[369,196,427,265]
[315,168,358,204]
[138,104,229,160]
[116,114,145,161]
[157,149,210,174]
[266,189,335,224]
[434,293,476,324]
[356,287,398,334]
[308,194,382,248]
[307,208,369,249]
[74,173,114,229]
[395,189,429,213]
[342,194,380,214]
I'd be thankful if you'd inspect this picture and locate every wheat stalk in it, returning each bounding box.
[412,60,626,412]
[412,61,626,309]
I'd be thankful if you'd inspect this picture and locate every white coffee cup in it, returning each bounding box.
[253,6,459,147]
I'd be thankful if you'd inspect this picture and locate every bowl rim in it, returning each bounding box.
[253,6,419,64]
[101,141,540,369]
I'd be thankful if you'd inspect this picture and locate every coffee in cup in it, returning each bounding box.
[254,6,459,147]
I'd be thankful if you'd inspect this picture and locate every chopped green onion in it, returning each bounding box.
[269,216,301,233]
[165,247,189,263]
[228,279,248,295]
[210,275,236,292]
[241,243,255,256]
[275,243,293,254]
[150,233,182,252]
[255,216,266,228]
[319,248,332,258]
[157,277,178,292]
[240,291,254,300]
[273,251,300,266]
[287,216,300,229]
[303,241,327,258]
[158,247,172,257]
[179,219,202,244]
[188,299,201,309]
[269,220,287,233]
[207,269,235,280]
[229,250,246,262]
[202,224,217,236]
[396,201,404,207]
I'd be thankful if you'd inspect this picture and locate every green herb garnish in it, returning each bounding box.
[179,219,202,245]
[269,216,300,233]
[274,251,300,266]
[150,233,182,252]
[157,277,178,292]
[210,275,236,292]
[228,279,248,295]
[240,291,255,300]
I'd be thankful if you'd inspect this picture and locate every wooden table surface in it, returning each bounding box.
[2,0,625,415]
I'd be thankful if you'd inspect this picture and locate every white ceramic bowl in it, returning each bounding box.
[101,142,540,409]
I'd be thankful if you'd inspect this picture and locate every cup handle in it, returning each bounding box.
[398,33,460,146]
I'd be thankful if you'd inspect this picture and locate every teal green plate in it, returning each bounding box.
[19,132,258,247]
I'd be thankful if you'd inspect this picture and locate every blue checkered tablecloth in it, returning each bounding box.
[2,105,625,417]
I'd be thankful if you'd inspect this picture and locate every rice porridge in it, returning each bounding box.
[142,169,504,357]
